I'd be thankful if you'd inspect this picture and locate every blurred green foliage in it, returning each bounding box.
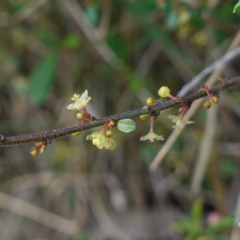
[29,50,59,104]
[174,199,234,240]
[233,0,240,13]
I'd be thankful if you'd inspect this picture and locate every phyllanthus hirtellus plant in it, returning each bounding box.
[31,90,137,154]
[0,77,238,156]
[30,84,218,155]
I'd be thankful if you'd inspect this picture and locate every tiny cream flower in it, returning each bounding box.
[140,131,164,143]
[139,116,164,143]
[86,131,106,149]
[66,90,91,111]
[168,115,194,130]
[105,137,116,150]
[86,130,117,150]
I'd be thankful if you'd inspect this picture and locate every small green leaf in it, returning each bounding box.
[107,33,128,60]
[117,119,136,133]
[29,51,59,104]
[173,218,196,233]
[233,1,240,13]
[63,34,81,50]
[191,199,203,221]
[205,216,234,234]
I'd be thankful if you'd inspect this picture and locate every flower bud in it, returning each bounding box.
[40,145,47,153]
[210,96,218,104]
[139,114,148,120]
[146,97,154,106]
[203,101,211,109]
[72,131,82,136]
[30,148,38,156]
[76,113,84,119]
[108,120,116,128]
[158,86,170,98]
[105,130,112,137]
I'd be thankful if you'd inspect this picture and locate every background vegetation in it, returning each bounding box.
[0,0,240,239]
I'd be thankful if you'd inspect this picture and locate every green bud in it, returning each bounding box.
[72,131,82,136]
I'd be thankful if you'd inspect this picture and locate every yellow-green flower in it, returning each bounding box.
[168,115,194,130]
[66,90,91,111]
[86,131,106,149]
[30,141,47,156]
[30,148,38,156]
[140,131,164,143]
[104,137,116,150]
[86,131,117,150]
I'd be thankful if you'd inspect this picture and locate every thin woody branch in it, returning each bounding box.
[1,77,240,147]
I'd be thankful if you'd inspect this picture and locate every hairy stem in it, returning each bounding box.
[1,77,240,147]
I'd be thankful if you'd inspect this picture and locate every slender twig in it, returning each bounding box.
[150,31,240,170]
[0,0,48,28]
[178,46,240,96]
[60,0,119,66]
[0,191,78,235]
[0,77,240,148]
[190,104,218,195]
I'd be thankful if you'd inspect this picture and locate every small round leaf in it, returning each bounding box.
[117,119,136,133]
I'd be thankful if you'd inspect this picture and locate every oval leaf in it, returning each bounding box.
[117,119,136,133]
[29,51,59,104]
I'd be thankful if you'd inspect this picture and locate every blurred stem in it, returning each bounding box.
[208,152,227,215]
[191,104,218,195]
